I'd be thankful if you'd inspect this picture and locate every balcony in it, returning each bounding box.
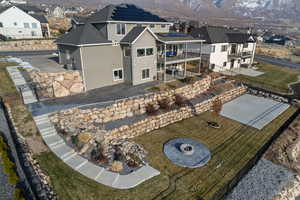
[228,51,253,59]
[157,52,201,65]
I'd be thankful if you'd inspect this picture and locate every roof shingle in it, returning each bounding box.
[86,4,168,23]
[55,23,111,46]
[120,26,147,44]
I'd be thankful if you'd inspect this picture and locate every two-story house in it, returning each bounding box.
[56,4,203,91]
[191,26,256,72]
[0,5,49,39]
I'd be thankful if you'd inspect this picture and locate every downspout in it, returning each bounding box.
[251,42,257,67]
[130,44,133,85]
[164,43,167,83]
[199,41,202,74]
[79,47,87,92]
[184,42,187,78]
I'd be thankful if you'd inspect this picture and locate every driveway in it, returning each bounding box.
[0,50,57,57]
[29,81,159,116]
[20,55,65,73]
[256,55,300,70]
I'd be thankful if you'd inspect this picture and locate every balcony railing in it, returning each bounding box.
[228,51,253,58]
[157,52,201,64]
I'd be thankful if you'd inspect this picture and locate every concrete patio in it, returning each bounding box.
[221,68,265,77]
[220,94,290,130]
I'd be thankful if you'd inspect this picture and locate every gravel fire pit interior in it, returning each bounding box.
[163,138,211,168]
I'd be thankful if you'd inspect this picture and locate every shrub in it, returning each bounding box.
[158,98,172,110]
[174,94,188,107]
[146,104,159,115]
[212,97,223,116]
[181,77,195,84]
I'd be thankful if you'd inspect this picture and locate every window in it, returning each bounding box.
[0,22,3,27]
[13,22,17,26]
[124,48,131,57]
[146,48,154,56]
[24,23,30,28]
[142,68,150,80]
[150,24,155,28]
[116,24,126,35]
[113,69,123,81]
[221,45,228,52]
[137,48,145,57]
[161,24,166,28]
[210,64,215,70]
[31,31,37,36]
[223,62,227,67]
[32,23,37,29]
[243,43,249,48]
[211,45,215,53]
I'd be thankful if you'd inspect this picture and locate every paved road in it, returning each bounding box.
[256,55,300,70]
[0,50,57,57]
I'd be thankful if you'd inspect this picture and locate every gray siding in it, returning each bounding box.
[107,23,170,42]
[123,46,132,84]
[81,45,124,90]
[58,44,82,71]
[131,30,157,85]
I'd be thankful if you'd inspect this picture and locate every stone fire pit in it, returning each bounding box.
[163,138,211,168]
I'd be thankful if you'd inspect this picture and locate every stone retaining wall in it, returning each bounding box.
[104,86,247,141]
[0,40,56,51]
[71,76,212,124]
[29,70,84,98]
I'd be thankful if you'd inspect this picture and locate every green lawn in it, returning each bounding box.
[35,107,296,200]
[232,61,300,93]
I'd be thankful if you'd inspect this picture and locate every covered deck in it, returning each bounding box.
[156,32,204,82]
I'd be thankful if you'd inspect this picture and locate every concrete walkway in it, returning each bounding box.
[6,57,160,189]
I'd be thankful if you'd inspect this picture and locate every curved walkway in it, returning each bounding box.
[6,58,160,189]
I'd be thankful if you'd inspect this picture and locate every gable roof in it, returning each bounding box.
[30,14,48,23]
[55,23,112,46]
[191,26,255,44]
[86,4,169,23]
[121,26,151,44]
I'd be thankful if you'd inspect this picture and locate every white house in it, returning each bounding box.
[0,6,43,39]
[191,26,256,72]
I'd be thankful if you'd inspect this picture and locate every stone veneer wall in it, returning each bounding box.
[73,76,212,124]
[29,70,84,98]
[0,39,56,51]
[104,86,247,141]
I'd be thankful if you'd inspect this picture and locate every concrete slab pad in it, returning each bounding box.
[78,162,103,180]
[52,143,74,158]
[95,170,118,187]
[220,94,290,130]
[65,155,87,169]
[235,68,265,77]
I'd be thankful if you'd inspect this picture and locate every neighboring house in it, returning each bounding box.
[0,6,44,39]
[191,26,256,72]
[0,0,26,6]
[56,4,203,91]
[50,6,65,18]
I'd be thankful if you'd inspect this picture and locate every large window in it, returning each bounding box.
[0,22,3,27]
[113,69,123,81]
[161,24,166,28]
[24,23,30,28]
[116,24,126,35]
[243,43,249,48]
[142,68,150,80]
[221,45,228,52]
[146,48,154,56]
[32,23,37,29]
[137,48,146,57]
[150,24,155,28]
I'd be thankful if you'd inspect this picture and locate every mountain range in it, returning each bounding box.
[28,0,300,21]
